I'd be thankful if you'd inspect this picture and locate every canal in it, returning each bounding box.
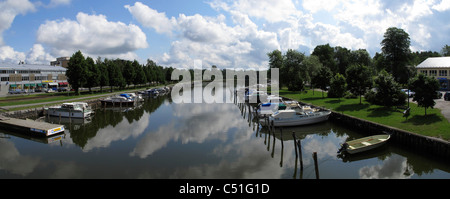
[1,86,449,179]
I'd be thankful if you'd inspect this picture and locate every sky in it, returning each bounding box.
[1,0,450,69]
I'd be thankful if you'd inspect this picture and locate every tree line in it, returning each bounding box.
[66,50,175,94]
[268,27,445,115]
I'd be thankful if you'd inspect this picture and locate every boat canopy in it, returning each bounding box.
[272,110,296,119]
[120,94,131,99]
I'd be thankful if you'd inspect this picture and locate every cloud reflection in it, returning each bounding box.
[0,139,40,176]
[82,113,151,152]
[359,155,414,179]
[130,102,246,158]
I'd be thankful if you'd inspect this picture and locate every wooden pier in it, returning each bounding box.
[0,116,64,137]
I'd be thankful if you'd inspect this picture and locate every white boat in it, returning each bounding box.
[257,98,319,117]
[100,94,136,106]
[246,90,268,103]
[261,109,331,127]
[338,134,390,154]
[46,102,93,118]
[125,93,144,102]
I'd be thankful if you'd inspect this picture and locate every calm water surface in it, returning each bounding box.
[1,87,450,179]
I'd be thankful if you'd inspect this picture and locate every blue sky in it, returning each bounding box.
[1,0,450,69]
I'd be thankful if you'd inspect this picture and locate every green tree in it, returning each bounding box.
[267,50,283,80]
[334,46,351,75]
[283,49,306,91]
[312,66,332,98]
[84,56,100,93]
[381,27,411,84]
[107,60,125,92]
[411,73,440,115]
[97,58,109,92]
[133,61,147,87]
[328,73,347,100]
[346,64,372,104]
[122,60,136,88]
[66,50,86,95]
[312,44,337,74]
[441,44,450,56]
[304,55,322,94]
[365,70,406,107]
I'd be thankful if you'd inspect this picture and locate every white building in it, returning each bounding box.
[0,63,68,97]
[416,57,450,91]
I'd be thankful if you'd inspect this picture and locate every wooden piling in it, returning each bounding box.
[313,152,319,179]
[280,128,284,148]
[292,132,298,159]
[297,140,303,170]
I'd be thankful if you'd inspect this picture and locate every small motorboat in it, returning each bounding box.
[338,134,390,154]
[260,109,331,127]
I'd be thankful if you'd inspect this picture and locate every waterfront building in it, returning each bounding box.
[50,57,70,68]
[0,63,68,96]
[416,57,450,91]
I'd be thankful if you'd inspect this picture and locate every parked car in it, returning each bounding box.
[8,89,24,94]
[444,92,450,101]
[435,91,443,99]
[401,89,415,97]
[45,88,55,93]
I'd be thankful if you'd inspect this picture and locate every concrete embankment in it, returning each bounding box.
[285,98,450,160]
[2,99,102,119]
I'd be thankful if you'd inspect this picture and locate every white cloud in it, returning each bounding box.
[0,45,26,63]
[432,0,450,12]
[36,12,148,59]
[210,0,302,23]
[26,44,55,64]
[125,2,176,35]
[0,0,36,45]
[128,2,279,69]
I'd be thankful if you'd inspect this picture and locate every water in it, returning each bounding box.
[1,87,450,179]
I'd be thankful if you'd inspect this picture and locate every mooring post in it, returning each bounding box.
[313,152,319,179]
[280,128,284,148]
[292,132,298,159]
[270,120,274,134]
[297,140,303,170]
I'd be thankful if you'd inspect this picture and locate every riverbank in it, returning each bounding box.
[279,89,450,141]
[0,84,173,112]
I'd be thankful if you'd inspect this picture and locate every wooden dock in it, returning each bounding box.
[0,116,64,137]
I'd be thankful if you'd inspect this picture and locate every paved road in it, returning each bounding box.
[434,96,450,122]
[408,92,450,122]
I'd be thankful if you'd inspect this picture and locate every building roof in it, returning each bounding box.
[416,57,450,69]
[0,63,66,71]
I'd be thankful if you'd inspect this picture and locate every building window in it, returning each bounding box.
[1,77,9,81]
[430,70,437,76]
[421,70,428,76]
[439,70,448,77]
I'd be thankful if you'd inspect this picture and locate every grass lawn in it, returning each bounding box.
[279,89,450,141]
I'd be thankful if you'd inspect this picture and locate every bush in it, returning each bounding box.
[365,71,406,107]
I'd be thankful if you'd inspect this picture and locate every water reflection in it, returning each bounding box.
[1,86,450,179]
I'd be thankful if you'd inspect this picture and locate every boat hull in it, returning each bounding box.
[343,135,390,154]
[100,100,136,107]
[262,111,331,127]
[47,109,92,118]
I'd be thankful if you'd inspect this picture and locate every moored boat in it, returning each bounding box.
[338,134,390,154]
[46,102,93,118]
[261,109,331,127]
[100,94,136,106]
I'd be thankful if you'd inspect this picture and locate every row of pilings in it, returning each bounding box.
[285,98,450,161]
[234,95,321,179]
